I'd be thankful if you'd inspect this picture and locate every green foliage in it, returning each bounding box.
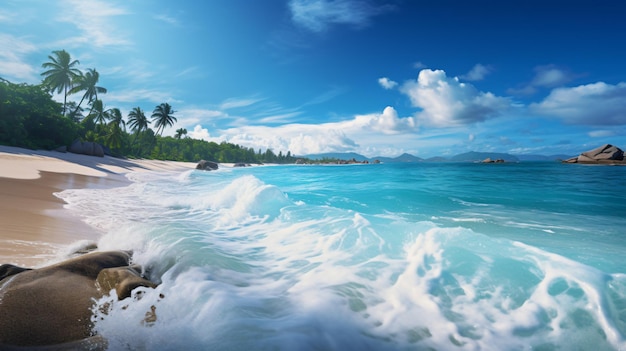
[0,78,79,149]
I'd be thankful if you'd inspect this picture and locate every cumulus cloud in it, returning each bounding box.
[219,124,359,156]
[349,106,416,134]
[401,69,510,127]
[531,82,626,125]
[289,0,392,32]
[184,106,418,156]
[378,77,398,90]
[188,125,213,141]
[460,64,492,81]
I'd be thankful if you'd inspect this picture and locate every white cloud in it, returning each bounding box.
[219,97,264,110]
[401,69,510,127]
[348,106,415,134]
[154,13,179,26]
[413,61,427,69]
[0,34,38,82]
[531,81,626,125]
[531,65,571,87]
[508,65,574,95]
[289,0,392,32]
[105,89,181,105]
[588,130,615,138]
[58,0,131,48]
[378,77,398,90]
[188,125,214,141]
[183,106,419,157]
[460,63,491,81]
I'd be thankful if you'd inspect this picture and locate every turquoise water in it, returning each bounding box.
[57,162,626,350]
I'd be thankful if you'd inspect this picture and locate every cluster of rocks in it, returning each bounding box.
[481,158,505,163]
[563,144,625,164]
[62,140,105,157]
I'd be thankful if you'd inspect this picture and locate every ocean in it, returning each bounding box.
[56,162,626,350]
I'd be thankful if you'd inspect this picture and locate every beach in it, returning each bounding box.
[0,145,196,267]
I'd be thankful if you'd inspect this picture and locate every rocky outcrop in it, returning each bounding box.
[0,251,157,348]
[563,144,625,164]
[196,159,219,171]
[481,158,505,163]
[68,140,105,157]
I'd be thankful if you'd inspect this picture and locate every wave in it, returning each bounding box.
[54,169,626,350]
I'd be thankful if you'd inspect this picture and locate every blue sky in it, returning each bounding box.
[2,0,626,157]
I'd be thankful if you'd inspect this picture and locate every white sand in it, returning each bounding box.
[0,146,197,267]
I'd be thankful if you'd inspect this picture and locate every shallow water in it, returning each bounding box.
[57,162,626,350]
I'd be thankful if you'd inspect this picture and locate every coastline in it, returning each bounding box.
[0,145,196,267]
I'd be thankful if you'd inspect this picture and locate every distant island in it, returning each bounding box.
[300,151,575,164]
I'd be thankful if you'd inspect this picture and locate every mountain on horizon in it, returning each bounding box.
[302,152,424,163]
[449,151,520,162]
[301,151,570,163]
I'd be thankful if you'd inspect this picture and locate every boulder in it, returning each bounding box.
[96,266,156,300]
[0,251,157,348]
[564,144,625,164]
[233,163,248,167]
[68,140,105,157]
[196,159,219,171]
[580,144,624,161]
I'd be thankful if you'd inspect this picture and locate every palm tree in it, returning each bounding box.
[41,50,81,115]
[175,128,187,139]
[108,108,126,131]
[69,68,107,118]
[127,107,149,155]
[127,107,149,133]
[88,99,110,126]
[151,103,177,136]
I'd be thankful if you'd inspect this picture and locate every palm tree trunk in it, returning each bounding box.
[63,85,68,116]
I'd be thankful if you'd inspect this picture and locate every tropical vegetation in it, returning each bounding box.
[0,50,300,164]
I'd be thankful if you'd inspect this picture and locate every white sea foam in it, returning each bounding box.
[53,164,626,350]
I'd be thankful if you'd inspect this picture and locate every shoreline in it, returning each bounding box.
[0,145,196,267]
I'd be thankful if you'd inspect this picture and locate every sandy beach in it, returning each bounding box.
[0,145,196,267]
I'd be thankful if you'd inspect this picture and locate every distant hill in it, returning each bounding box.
[302,152,424,163]
[301,151,573,163]
[373,153,424,163]
[449,151,519,162]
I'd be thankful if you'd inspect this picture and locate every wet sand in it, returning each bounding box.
[0,145,196,267]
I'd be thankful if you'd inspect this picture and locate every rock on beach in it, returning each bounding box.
[0,251,157,348]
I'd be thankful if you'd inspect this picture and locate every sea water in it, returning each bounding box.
[56,162,626,350]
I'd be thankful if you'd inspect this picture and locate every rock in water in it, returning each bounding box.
[564,144,625,164]
[580,144,624,161]
[0,251,157,348]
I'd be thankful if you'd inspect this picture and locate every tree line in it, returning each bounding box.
[0,50,299,164]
